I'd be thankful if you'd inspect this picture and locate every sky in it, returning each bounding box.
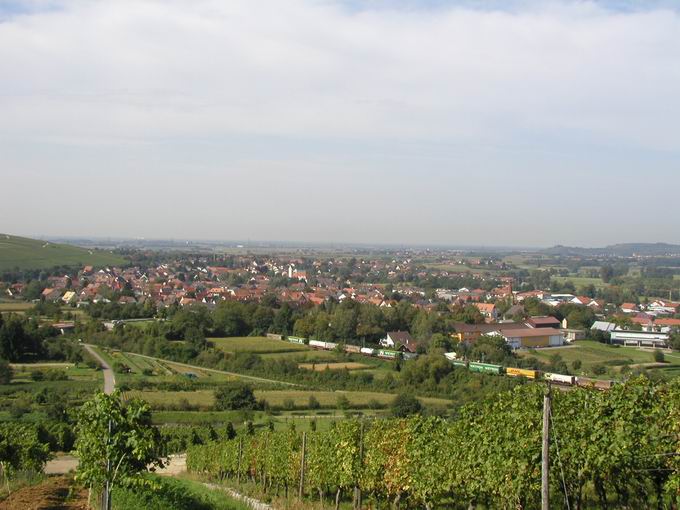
[1,0,680,248]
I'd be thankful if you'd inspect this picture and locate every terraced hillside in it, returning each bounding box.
[0,234,125,271]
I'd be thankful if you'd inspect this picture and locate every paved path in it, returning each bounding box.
[126,351,299,387]
[83,344,116,394]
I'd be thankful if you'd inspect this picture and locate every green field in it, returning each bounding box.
[0,234,126,271]
[0,302,34,313]
[517,341,677,376]
[133,389,452,410]
[552,276,607,289]
[211,336,310,354]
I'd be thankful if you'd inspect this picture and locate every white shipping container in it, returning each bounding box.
[360,347,376,355]
[545,372,575,385]
[324,342,338,350]
[309,340,325,348]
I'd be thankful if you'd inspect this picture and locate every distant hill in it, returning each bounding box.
[542,243,680,257]
[0,234,126,272]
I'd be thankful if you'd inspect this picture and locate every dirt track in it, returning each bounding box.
[0,475,88,510]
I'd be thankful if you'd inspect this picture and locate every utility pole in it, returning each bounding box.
[542,384,551,510]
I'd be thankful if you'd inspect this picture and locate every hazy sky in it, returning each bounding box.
[1,0,680,247]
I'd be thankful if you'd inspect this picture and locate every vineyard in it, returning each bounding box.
[187,377,680,509]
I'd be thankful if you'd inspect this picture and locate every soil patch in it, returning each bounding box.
[0,475,88,510]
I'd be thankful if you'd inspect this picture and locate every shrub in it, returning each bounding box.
[592,364,606,376]
[213,383,257,411]
[653,350,665,363]
[308,395,320,410]
[336,395,350,410]
[0,359,12,384]
[390,393,423,417]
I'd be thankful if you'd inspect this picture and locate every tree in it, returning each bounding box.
[75,391,161,501]
[213,384,258,411]
[390,393,423,417]
[336,395,350,410]
[224,422,236,440]
[601,265,614,283]
[308,395,320,410]
[0,360,12,385]
[429,333,453,352]
[0,423,50,482]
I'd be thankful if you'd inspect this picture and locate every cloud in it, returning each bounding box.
[1,0,679,245]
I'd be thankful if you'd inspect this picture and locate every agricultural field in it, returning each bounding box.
[0,301,34,313]
[551,275,607,289]
[9,362,102,383]
[211,336,309,354]
[132,389,452,411]
[298,361,371,371]
[517,340,680,377]
[0,233,126,271]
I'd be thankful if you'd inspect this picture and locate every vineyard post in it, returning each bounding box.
[299,431,307,500]
[101,418,113,510]
[237,438,243,484]
[542,384,551,510]
[354,419,364,510]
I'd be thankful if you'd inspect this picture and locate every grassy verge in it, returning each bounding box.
[112,475,250,510]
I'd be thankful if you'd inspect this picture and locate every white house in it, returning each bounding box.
[379,331,418,352]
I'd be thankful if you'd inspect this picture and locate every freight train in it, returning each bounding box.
[449,358,615,389]
[295,338,415,360]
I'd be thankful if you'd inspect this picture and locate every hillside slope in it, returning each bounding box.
[0,234,126,271]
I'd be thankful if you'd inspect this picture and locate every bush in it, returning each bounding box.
[390,393,423,418]
[283,398,295,410]
[571,359,582,371]
[308,395,320,410]
[367,398,384,410]
[336,395,350,410]
[45,370,68,381]
[0,359,12,384]
[213,383,258,411]
[30,370,44,381]
[592,364,606,376]
[653,350,665,363]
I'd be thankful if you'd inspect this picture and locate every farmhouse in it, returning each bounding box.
[473,302,498,320]
[379,331,418,353]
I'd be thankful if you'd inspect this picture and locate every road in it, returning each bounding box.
[83,344,116,394]
[125,351,299,386]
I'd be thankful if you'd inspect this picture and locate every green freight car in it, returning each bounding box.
[287,336,307,345]
[468,362,502,374]
[451,360,468,368]
[377,349,399,359]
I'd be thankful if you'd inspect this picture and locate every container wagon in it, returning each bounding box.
[544,372,575,385]
[451,360,468,368]
[468,362,502,374]
[360,347,376,356]
[506,367,539,379]
[575,377,615,390]
[377,349,399,359]
[344,344,361,354]
[287,336,306,345]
